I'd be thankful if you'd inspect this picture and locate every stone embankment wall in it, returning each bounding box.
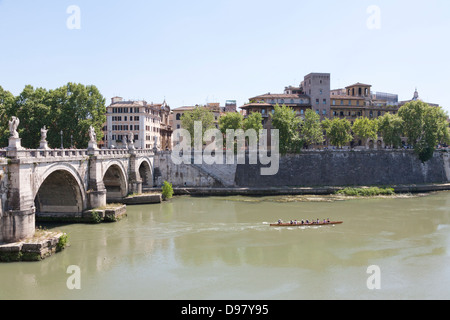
[155,150,450,189]
[155,152,224,187]
[235,150,450,188]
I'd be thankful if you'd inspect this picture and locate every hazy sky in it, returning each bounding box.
[1,0,449,112]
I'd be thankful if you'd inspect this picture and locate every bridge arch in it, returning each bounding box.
[33,164,87,218]
[103,160,129,202]
[137,157,153,188]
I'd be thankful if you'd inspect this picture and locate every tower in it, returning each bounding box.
[303,73,331,119]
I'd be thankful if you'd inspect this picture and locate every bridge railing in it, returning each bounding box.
[3,148,156,160]
[15,149,90,159]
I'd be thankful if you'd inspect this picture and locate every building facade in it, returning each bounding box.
[241,90,312,129]
[104,97,172,150]
[330,83,400,124]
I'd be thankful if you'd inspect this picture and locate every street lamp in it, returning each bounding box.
[60,130,63,149]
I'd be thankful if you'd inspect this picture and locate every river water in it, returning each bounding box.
[1,192,450,300]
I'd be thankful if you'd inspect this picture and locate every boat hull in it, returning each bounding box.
[270,221,343,227]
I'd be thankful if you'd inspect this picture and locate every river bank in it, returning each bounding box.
[146,182,450,198]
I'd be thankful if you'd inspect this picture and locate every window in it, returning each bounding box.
[341,100,344,105]
[348,100,351,106]
[176,114,181,121]
[322,109,326,115]
[323,99,327,105]
[300,109,304,115]
[316,99,319,105]
[332,100,336,105]
[320,89,323,95]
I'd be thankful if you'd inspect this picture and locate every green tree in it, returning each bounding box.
[0,83,106,149]
[398,101,450,162]
[323,118,353,148]
[181,106,215,145]
[13,85,52,148]
[377,113,404,148]
[219,112,243,135]
[0,86,15,147]
[271,104,302,154]
[352,117,378,147]
[301,109,324,148]
[243,112,263,134]
[46,83,106,149]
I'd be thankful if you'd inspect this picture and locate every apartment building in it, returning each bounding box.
[104,97,172,150]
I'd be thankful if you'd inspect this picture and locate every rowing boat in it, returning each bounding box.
[270,221,343,227]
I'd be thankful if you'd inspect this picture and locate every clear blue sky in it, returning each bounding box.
[1,0,449,112]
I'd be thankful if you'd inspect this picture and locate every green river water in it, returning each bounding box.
[1,192,450,300]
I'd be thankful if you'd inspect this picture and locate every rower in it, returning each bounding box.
[278,219,282,225]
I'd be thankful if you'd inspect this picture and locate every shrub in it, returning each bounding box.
[162,181,174,200]
[336,187,395,197]
[57,233,69,251]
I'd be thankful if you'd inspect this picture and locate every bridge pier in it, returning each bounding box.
[87,149,107,208]
[128,151,143,195]
[3,156,36,243]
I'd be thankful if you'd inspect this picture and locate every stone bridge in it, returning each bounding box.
[0,143,155,244]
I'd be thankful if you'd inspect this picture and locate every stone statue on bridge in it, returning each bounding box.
[88,125,98,150]
[40,126,48,141]
[128,132,135,150]
[89,126,97,142]
[8,117,20,139]
[39,126,50,150]
[7,116,23,151]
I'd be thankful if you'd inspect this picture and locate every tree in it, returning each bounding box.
[323,118,353,148]
[46,83,106,149]
[271,104,302,154]
[181,106,215,145]
[13,85,52,148]
[398,101,450,162]
[243,112,263,134]
[0,86,15,147]
[352,117,378,147]
[219,112,243,135]
[0,83,106,149]
[301,109,324,148]
[377,113,404,148]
